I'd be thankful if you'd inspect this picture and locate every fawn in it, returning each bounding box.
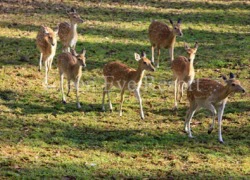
[36,25,58,85]
[171,42,198,109]
[57,48,86,108]
[185,73,245,143]
[58,8,84,52]
[102,52,155,119]
[148,18,183,68]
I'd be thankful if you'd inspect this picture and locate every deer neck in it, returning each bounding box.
[70,21,78,37]
[135,66,145,85]
[169,30,176,46]
[217,85,232,101]
[188,56,195,74]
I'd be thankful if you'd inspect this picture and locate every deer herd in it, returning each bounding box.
[35,8,246,143]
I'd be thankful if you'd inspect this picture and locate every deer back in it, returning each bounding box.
[103,62,136,87]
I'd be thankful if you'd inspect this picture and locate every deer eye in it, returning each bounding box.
[174,27,177,29]
[232,83,236,86]
[143,62,147,64]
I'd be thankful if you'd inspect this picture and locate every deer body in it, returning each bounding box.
[171,42,198,109]
[185,73,245,143]
[58,49,86,108]
[58,8,83,52]
[36,25,58,85]
[102,52,155,119]
[148,19,183,68]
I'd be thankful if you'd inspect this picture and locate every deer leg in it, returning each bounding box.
[156,48,160,68]
[174,79,178,109]
[74,78,81,109]
[151,46,155,64]
[119,89,125,117]
[134,89,144,120]
[39,53,43,72]
[205,103,217,134]
[217,102,226,143]
[60,73,66,104]
[107,89,112,112]
[169,46,174,61]
[179,81,185,103]
[184,103,198,138]
[102,87,106,111]
[45,60,49,85]
[67,80,71,96]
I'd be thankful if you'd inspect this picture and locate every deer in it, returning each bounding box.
[58,8,84,52]
[185,73,246,143]
[148,18,183,68]
[36,25,58,85]
[171,42,199,109]
[102,52,155,119]
[57,48,86,109]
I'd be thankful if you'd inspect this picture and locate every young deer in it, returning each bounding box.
[57,48,86,108]
[171,42,198,109]
[102,52,155,119]
[58,8,84,52]
[148,18,183,68]
[36,25,58,85]
[185,73,245,143]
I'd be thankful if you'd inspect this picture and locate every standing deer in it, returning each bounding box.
[36,25,58,85]
[58,8,84,52]
[58,48,86,108]
[102,52,155,119]
[171,42,198,109]
[185,73,245,143]
[148,18,183,68]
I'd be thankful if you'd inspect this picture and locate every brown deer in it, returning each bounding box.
[171,42,198,109]
[36,25,58,85]
[58,8,84,52]
[148,18,183,68]
[102,52,155,119]
[185,73,245,143]
[57,48,86,108]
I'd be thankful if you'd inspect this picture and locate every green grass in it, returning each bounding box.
[0,0,250,179]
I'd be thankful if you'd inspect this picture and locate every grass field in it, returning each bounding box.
[0,0,250,179]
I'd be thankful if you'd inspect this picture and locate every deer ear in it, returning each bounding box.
[221,75,227,81]
[54,27,59,35]
[229,72,235,79]
[134,53,141,61]
[70,48,77,56]
[184,42,189,50]
[141,51,146,58]
[169,19,174,26]
[71,8,76,13]
[177,18,182,24]
[194,42,198,49]
[81,48,86,56]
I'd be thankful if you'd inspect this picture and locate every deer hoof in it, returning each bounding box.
[208,129,213,134]
[219,140,224,144]
[62,100,66,104]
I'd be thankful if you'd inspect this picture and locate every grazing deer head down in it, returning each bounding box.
[185,73,246,143]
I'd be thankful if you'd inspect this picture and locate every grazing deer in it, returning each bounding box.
[148,18,183,68]
[102,52,155,119]
[58,8,84,52]
[185,73,245,143]
[57,48,86,108]
[36,25,58,85]
[171,42,198,109]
